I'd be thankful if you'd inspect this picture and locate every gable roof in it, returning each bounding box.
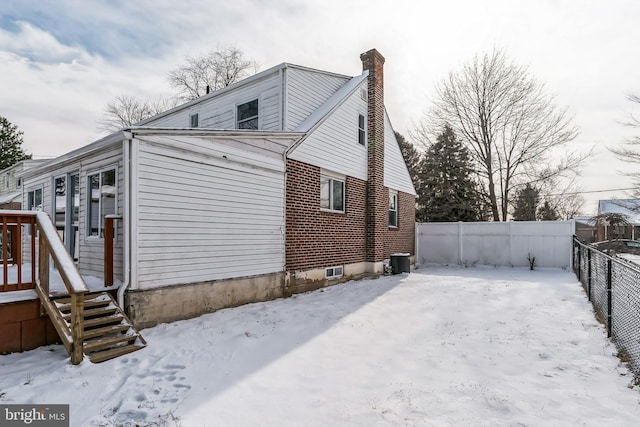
[137,62,351,128]
[598,199,640,225]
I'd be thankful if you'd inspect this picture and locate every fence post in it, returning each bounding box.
[577,244,582,282]
[587,248,592,301]
[606,258,612,338]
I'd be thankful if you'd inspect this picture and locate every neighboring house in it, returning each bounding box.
[574,216,596,243]
[18,49,416,328]
[0,159,47,209]
[596,199,640,241]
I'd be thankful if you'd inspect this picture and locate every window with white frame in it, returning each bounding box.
[389,190,398,227]
[27,187,43,211]
[87,167,116,238]
[237,99,259,129]
[358,114,366,145]
[326,266,343,279]
[320,175,345,212]
[190,113,199,127]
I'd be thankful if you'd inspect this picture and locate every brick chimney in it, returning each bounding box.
[361,49,386,267]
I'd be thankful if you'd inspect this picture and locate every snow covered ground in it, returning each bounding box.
[1,267,639,426]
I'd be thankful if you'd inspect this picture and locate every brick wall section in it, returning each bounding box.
[361,49,387,263]
[285,159,367,271]
[384,190,416,257]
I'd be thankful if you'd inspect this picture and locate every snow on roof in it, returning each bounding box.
[0,191,21,205]
[574,216,597,227]
[598,199,640,225]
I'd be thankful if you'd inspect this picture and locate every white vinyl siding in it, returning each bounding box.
[288,81,368,181]
[383,112,417,195]
[21,144,125,279]
[133,134,290,289]
[144,71,282,131]
[285,67,349,130]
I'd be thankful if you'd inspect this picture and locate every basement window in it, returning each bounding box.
[320,175,345,212]
[326,266,343,279]
[237,99,259,129]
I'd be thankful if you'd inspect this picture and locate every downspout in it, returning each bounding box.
[118,132,132,308]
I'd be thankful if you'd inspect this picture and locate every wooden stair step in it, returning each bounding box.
[62,306,118,320]
[87,343,146,363]
[53,293,109,304]
[83,324,131,340]
[83,314,124,329]
[84,333,140,352]
[57,298,111,313]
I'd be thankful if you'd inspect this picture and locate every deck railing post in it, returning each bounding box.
[606,258,613,338]
[104,215,121,287]
[38,227,50,297]
[70,291,84,364]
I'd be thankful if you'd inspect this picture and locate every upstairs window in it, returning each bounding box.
[190,113,199,128]
[237,99,259,129]
[389,190,398,228]
[88,168,117,238]
[358,114,366,145]
[16,177,22,188]
[320,175,345,213]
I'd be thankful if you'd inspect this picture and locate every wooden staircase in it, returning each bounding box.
[50,292,146,363]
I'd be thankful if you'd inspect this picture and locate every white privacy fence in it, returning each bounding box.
[416,220,575,269]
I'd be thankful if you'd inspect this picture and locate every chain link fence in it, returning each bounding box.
[573,237,640,382]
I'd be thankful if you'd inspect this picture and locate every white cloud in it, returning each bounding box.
[0,20,93,64]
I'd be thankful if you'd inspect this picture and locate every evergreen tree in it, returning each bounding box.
[0,116,31,170]
[537,200,560,221]
[512,184,540,221]
[395,131,422,192]
[417,125,481,222]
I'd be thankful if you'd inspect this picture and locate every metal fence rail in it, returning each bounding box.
[573,237,640,381]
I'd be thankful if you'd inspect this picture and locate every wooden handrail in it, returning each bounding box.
[1,210,89,364]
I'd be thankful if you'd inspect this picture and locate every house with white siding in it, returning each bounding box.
[18,49,416,328]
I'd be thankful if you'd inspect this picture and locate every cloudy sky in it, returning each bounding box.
[1,0,638,213]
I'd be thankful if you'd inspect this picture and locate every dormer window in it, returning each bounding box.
[190,113,199,128]
[237,99,259,129]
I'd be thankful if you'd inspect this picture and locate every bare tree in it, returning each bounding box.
[97,94,178,133]
[423,49,583,221]
[168,45,259,100]
[610,93,640,195]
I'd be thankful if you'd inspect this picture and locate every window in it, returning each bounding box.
[5,173,9,188]
[87,168,116,238]
[190,113,199,128]
[326,266,343,279]
[27,188,43,211]
[358,114,366,146]
[389,190,398,227]
[16,177,21,188]
[320,175,345,212]
[237,99,259,129]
